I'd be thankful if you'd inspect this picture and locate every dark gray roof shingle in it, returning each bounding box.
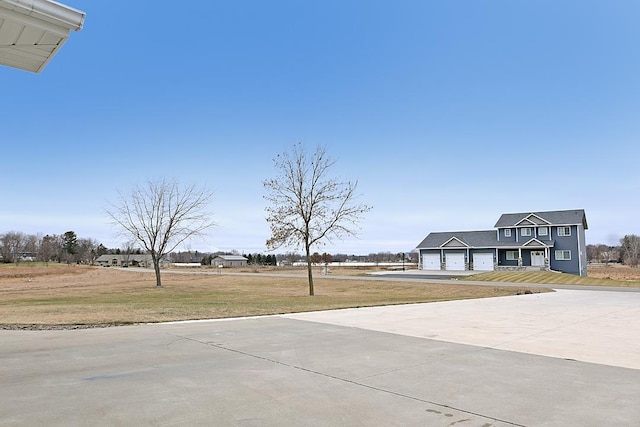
[416,230,498,248]
[494,209,587,229]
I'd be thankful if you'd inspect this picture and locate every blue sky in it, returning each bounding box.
[2,1,639,254]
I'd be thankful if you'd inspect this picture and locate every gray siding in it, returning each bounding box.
[535,226,553,241]
[549,225,581,275]
[497,250,519,267]
[499,228,516,242]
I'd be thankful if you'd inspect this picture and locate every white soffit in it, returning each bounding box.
[0,0,85,73]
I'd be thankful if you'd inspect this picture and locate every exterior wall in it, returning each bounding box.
[578,225,587,276]
[213,258,248,268]
[95,255,155,268]
[507,226,554,243]
[535,226,553,241]
[517,227,535,242]
[497,249,518,266]
[549,225,581,275]
[498,228,516,242]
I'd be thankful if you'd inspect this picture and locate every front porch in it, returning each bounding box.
[497,245,552,271]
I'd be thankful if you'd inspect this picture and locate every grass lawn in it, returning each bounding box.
[0,265,544,328]
[469,270,640,287]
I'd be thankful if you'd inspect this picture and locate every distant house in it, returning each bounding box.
[95,254,166,268]
[212,255,248,268]
[416,209,588,276]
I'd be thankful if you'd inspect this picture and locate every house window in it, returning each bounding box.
[555,250,571,260]
[521,227,532,237]
[538,227,548,236]
[504,229,511,237]
[506,251,518,260]
[558,226,571,236]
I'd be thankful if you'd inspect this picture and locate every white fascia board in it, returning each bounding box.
[0,0,84,32]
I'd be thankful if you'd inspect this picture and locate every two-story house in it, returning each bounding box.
[415,209,588,276]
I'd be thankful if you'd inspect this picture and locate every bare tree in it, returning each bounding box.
[620,235,640,267]
[76,238,100,265]
[106,179,215,287]
[38,234,61,265]
[24,233,40,260]
[263,143,372,296]
[120,239,137,267]
[0,231,26,264]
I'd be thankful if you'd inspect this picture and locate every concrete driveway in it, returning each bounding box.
[1,289,639,426]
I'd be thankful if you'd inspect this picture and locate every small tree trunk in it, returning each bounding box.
[152,254,163,287]
[305,243,314,296]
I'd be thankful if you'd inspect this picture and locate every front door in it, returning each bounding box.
[531,251,545,266]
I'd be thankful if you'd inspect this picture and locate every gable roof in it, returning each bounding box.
[0,0,85,73]
[494,209,587,229]
[441,236,469,247]
[521,238,555,248]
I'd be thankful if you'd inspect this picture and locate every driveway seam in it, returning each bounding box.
[169,332,526,427]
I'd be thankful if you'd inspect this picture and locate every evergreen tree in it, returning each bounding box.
[62,231,77,255]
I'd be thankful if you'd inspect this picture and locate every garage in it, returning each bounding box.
[473,253,494,271]
[422,254,441,270]
[445,253,465,271]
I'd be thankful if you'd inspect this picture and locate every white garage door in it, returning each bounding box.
[422,254,441,270]
[473,253,494,271]
[445,253,465,271]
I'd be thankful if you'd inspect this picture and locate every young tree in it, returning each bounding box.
[263,143,372,295]
[106,178,215,287]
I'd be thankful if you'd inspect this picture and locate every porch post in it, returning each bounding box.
[518,248,522,267]
[466,248,470,270]
[544,247,549,270]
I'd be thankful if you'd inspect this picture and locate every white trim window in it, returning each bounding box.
[504,229,511,237]
[557,226,571,236]
[506,251,518,260]
[521,227,532,237]
[538,227,548,236]
[555,250,571,260]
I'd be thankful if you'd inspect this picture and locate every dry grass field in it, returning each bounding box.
[0,264,538,328]
[587,264,640,282]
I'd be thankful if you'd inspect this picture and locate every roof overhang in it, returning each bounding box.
[0,0,85,73]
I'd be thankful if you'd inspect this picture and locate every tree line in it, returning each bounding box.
[0,230,104,264]
[587,234,640,267]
